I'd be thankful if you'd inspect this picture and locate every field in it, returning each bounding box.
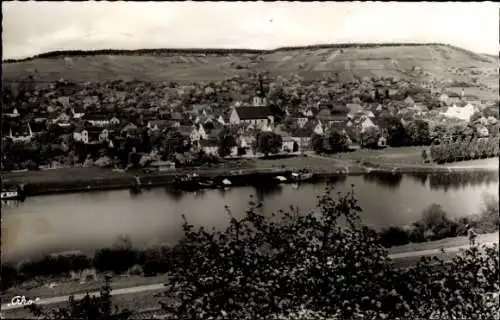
[3,44,498,99]
[329,146,428,165]
[254,154,352,172]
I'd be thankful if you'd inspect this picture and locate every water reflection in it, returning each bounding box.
[164,187,183,202]
[2,171,498,262]
[406,171,499,191]
[363,172,403,189]
[325,175,348,185]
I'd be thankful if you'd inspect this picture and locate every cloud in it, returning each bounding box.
[2,2,498,59]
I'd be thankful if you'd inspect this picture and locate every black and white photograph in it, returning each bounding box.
[1,1,499,319]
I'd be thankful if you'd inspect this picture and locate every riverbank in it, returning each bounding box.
[2,156,497,197]
[2,232,497,306]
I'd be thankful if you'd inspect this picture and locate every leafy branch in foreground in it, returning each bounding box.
[157,183,499,320]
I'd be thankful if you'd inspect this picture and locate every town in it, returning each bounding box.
[2,72,499,172]
[2,2,499,320]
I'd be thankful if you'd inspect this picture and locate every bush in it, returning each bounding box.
[93,236,138,274]
[1,263,20,290]
[379,226,410,247]
[156,186,500,319]
[137,245,174,276]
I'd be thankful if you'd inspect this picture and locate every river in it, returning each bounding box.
[2,170,498,263]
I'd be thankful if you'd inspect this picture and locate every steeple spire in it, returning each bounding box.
[258,74,265,98]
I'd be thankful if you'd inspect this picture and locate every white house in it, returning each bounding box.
[476,125,489,138]
[360,117,377,133]
[85,114,111,127]
[178,125,206,145]
[73,129,89,144]
[281,137,297,153]
[261,122,274,132]
[313,120,324,136]
[5,107,20,118]
[110,116,120,126]
[441,103,478,122]
[217,115,226,125]
[147,120,169,132]
[9,124,33,143]
[74,128,109,144]
[71,107,85,119]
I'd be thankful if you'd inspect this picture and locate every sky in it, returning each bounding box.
[2,1,499,60]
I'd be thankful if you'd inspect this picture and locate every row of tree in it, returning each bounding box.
[428,136,500,163]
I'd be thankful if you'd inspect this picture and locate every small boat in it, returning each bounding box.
[221,179,232,187]
[172,174,202,191]
[1,185,26,201]
[291,171,314,182]
[198,180,216,188]
[1,190,20,200]
[274,175,287,183]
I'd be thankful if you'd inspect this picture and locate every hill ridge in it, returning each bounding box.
[2,42,476,63]
[2,43,498,100]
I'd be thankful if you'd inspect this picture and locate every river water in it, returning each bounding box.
[2,171,498,263]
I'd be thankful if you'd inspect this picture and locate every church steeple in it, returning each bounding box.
[253,74,267,107]
[258,74,265,98]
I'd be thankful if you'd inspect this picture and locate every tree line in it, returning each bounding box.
[4,42,453,63]
[429,136,500,164]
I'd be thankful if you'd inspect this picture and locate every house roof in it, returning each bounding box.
[149,120,169,128]
[178,125,195,135]
[316,109,347,121]
[208,128,222,139]
[83,113,109,121]
[121,123,138,132]
[200,138,219,147]
[447,92,461,98]
[331,104,349,114]
[289,120,320,137]
[346,103,363,114]
[288,109,307,118]
[170,112,184,121]
[235,106,272,120]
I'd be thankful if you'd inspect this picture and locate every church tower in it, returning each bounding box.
[252,74,267,107]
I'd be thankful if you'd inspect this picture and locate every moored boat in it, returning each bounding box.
[198,179,216,188]
[1,191,20,200]
[220,178,232,188]
[1,185,26,201]
[172,173,202,191]
[274,175,287,183]
[290,170,314,182]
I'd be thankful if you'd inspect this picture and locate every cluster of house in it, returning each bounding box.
[3,79,497,162]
